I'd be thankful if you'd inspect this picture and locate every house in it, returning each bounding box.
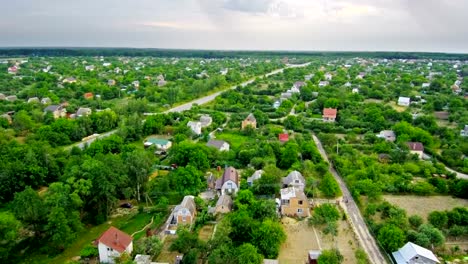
[44,105,67,119]
[212,194,233,214]
[215,166,240,195]
[323,108,338,122]
[134,254,152,264]
[103,62,112,67]
[6,95,17,102]
[273,100,281,109]
[452,84,461,94]
[144,138,172,151]
[8,65,18,74]
[344,82,352,87]
[324,73,333,81]
[1,113,12,124]
[108,79,116,86]
[28,97,40,103]
[170,196,196,226]
[85,65,95,71]
[281,92,293,99]
[406,142,424,159]
[158,79,167,87]
[84,92,94,100]
[279,133,289,143]
[305,74,314,81]
[461,125,468,137]
[392,242,439,264]
[308,250,322,264]
[41,97,51,105]
[206,139,230,151]
[280,187,310,217]
[422,83,430,88]
[352,88,359,94]
[220,68,229,75]
[63,77,77,84]
[356,72,366,79]
[242,113,257,129]
[187,121,202,135]
[97,226,133,264]
[294,81,306,89]
[76,107,92,117]
[0,93,5,100]
[377,130,396,142]
[282,171,306,190]
[398,97,411,106]
[132,81,140,89]
[200,115,212,127]
[318,81,329,87]
[247,170,263,186]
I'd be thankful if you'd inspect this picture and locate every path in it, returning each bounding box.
[131,216,154,237]
[312,135,387,264]
[69,62,310,150]
[423,153,468,180]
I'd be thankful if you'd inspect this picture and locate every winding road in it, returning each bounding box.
[312,135,388,264]
[69,62,311,150]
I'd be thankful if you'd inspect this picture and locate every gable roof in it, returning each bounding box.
[280,187,307,200]
[392,242,439,264]
[206,139,228,150]
[174,195,196,216]
[406,142,424,151]
[323,108,337,118]
[97,226,132,253]
[216,166,239,189]
[279,133,289,142]
[44,105,62,112]
[216,194,233,208]
[247,170,263,183]
[245,113,256,122]
[282,171,305,185]
[398,96,411,103]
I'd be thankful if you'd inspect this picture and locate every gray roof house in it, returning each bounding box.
[76,107,92,117]
[282,171,305,190]
[461,125,468,137]
[247,170,263,186]
[377,130,396,142]
[392,242,439,264]
[28,97,40,103]
[215,166,239,195]
[6,95,17,102]
[206,139,230,151]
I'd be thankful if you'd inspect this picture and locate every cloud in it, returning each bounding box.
[223,0,273,13]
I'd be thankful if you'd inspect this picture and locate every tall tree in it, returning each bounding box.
[125,150,153,201]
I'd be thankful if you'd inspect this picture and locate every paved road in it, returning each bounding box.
[312,135,388,264]
[71,62,311,150]
[422,153,468,180]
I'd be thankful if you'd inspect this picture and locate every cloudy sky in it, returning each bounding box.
[1,0,467,52]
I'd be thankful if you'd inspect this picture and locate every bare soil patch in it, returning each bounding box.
[156,236,181,263]
[198,224,215,241]
[383,195,468,219]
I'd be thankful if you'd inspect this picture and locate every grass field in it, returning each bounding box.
[198,224,215,241]
[216,132,254,150]
[22,210,159,264]
[383,195,468,219]
[156,236,180,263]
[387,101,408,112]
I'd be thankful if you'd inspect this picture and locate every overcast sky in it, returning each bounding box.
[1,0,467,53]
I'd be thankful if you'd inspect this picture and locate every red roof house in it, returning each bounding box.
[279,133,289,142]
[323,108,338,122]
[97,226,133,263]
[84,92,94,100]
[406,142,424,159]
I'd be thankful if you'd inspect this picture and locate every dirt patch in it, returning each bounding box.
[279,217,320,264]
[156,236,181,263]
[387,102,407,112]
[319,219,359,264]
[383,195,468,219]
[198,224,215,241]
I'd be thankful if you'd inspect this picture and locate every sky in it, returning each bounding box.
[1,0,467,53]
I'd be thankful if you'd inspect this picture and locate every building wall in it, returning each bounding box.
[242,120,256,129]
[98,242,121,264]
[281,197,310,217]
[410,150,423,159]
[221,180,238,195]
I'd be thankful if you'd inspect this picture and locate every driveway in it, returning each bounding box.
[312,135,388,264]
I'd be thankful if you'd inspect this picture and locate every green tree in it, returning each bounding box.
[0,211,21,260]
[279,143,299,169]
[408,215,423,229]
[428,211,448,229]
[252,219,286,258]
[319,173,341,198]
[12,186,45,233]
[125,150,153,201]
[377,225,405,252]
[135,236,163,257]
[318,249,344,264]
[237,243,263,264]
[309,204,340,225]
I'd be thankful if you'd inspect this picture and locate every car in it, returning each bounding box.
[120,202,133,208]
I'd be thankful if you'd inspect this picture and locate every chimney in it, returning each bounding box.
[114,233,119,245]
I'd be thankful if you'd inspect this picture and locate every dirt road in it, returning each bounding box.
[312,135,388,264]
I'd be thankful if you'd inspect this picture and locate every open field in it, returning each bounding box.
[278,212,361,264]
[156,236,180,263]
[387,101,408,112]
[216,132,254,150]
[198,224,215,241]
[383,195,468,219]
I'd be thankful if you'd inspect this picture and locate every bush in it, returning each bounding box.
[318,248,344,264]
[80,244,98,258]
[428,211,448,229]
[309,204,340,226]
[409,215,423,229]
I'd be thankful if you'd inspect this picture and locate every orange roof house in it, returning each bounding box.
[84,92,94,100]
[323,108,337,122]
[97,226,133,263]
[279,133,289,142]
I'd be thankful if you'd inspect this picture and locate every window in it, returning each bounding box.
[295,180,299,183]
[297,209,303,213]
[182,216,187,222]
[298,200,303,205]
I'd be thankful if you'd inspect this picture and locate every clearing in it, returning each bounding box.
[198,224,215,241]
[383,195,468,219]
[278,216,359,264]
[156,236,181,263]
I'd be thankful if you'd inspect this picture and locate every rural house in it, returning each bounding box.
[461,125,468,137]
[97,226,133,264]
[282,170,306,190]
[170,195,196,227]
[216,166,240,195]
[206,139,230,151]
[44,105,67,119]
[143,138,172,151]
[211,194,233,214]
[308,250,322,264]
[322,108,337,122]
[280,187,310,217]
[200,114,213,127]
[377,130,396,142]
[406,142,424,159]
[398,96,411,106]
[242,113,257,129]
[187,121,202,135]
[279,133,289,142]
[76,107,92,117]
[392,242,440,264]
[247,170,263,186]
[63,77,77,84]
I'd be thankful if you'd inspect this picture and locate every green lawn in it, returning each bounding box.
[216,132,254,150]
[22,211,161,264]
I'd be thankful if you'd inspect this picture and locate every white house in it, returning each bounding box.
[282,171,306,190]
[461,125,468,137]
[187,121,202,135]
[206,139,230,151]
[97,226,133,264]
[324,73,333,81]
[200,115,212,127]
[247,170,263,186]
[352,88,359,94]
[273,100,281,109]
[215,166,239,195]
[398,97,411,106]
[392,242,439,264]
[319,81,329,87]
